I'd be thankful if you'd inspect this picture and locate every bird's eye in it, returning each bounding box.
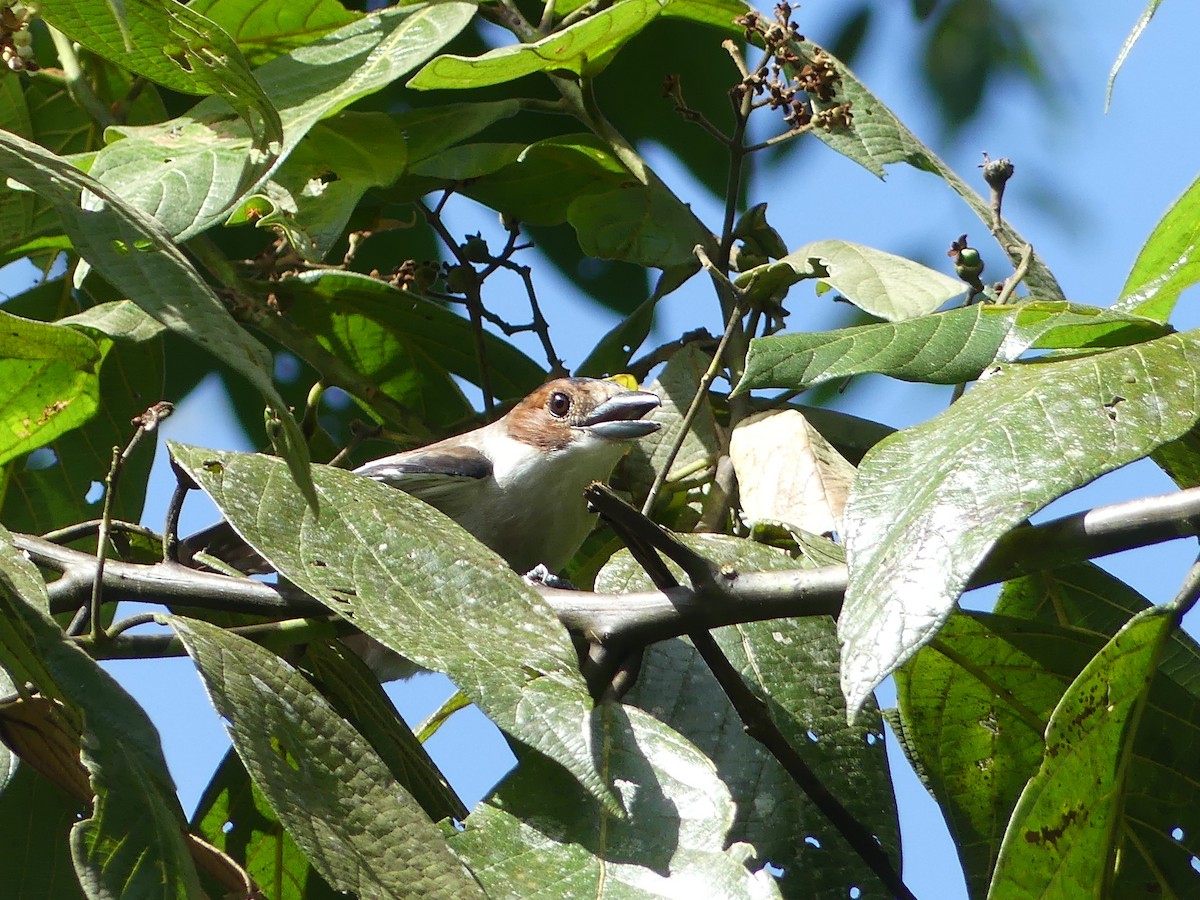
[547,391,571,418]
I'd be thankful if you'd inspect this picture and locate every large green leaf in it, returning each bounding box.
[597,534,898,899]
[450,703,782,899]
[171,616,482,899]
[0,309,104,467]
[0,129,313,502]
[409,0,669,88]
[1115,172,1200,322]
[735,240,966,322]
[188,0,360,66]
[839,330,1200,716]
[735,301,1169,393]
[568,183,713,269]
[897,562,1200,897]
[893,613,1063,899]
[167,443,618,813]
[990,605,1176,898]
[40,0,283,197]
[86,3,477,240]
[0,527,203,899]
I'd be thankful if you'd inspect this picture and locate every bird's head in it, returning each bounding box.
[505,377,661,452]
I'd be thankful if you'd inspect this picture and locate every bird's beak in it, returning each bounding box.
[582,390,662,440]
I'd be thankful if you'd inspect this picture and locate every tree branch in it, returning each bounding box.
[12,484,1200,653]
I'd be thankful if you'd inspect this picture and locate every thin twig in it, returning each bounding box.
[417,199,496,416]
[46,27,114,128]
[641,249,745,515]
[996,243,1034,306]
[41,520,160,545]
[87,402,173,639]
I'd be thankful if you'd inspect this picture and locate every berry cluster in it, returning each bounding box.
[1,0,38,73]
[733,3,849,132]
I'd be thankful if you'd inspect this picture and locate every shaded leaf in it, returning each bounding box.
[0,527,203,900]
[840,330,1200,716]
[569,183,713,269]
[598,534,899,899]
[450,702,782,899]
[191,748,341,900]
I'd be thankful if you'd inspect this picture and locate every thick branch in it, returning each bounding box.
[13,484,1200,650]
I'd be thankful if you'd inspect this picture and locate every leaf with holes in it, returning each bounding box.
[840,330,1200,717]
[0,130,314,504]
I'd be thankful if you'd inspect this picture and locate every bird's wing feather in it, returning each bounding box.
[354,446,492,503]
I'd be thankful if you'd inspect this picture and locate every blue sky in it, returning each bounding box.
[7,2,1200,898]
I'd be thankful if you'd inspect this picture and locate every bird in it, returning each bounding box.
[184,376,661,577]
[352,376,662,573]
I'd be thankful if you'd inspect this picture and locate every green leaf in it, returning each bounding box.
[277,270,545,417]
[0,527,204,900]
[0,309,105,467]
[167,443,619,813]
[191,748,341,900]
[409,0,668,89]
[597,534,899,899]
[735,301,1169,393]
[897,562,1200,897]
[990,606,1175,899]
[1106,0,1164,111]
[450,702,783,899]
[569,183,712,269]
[40,0,284,197]
[839,330,1200,716]
[735,240,966,321]
[0,316,161,536]
[87,2,477,241]
[171,616,483,899]
[188,0,361,66]
[1115,171,1200,322]
[460,135,632,227]
[260,112,412,260]
[0,129,314,504]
